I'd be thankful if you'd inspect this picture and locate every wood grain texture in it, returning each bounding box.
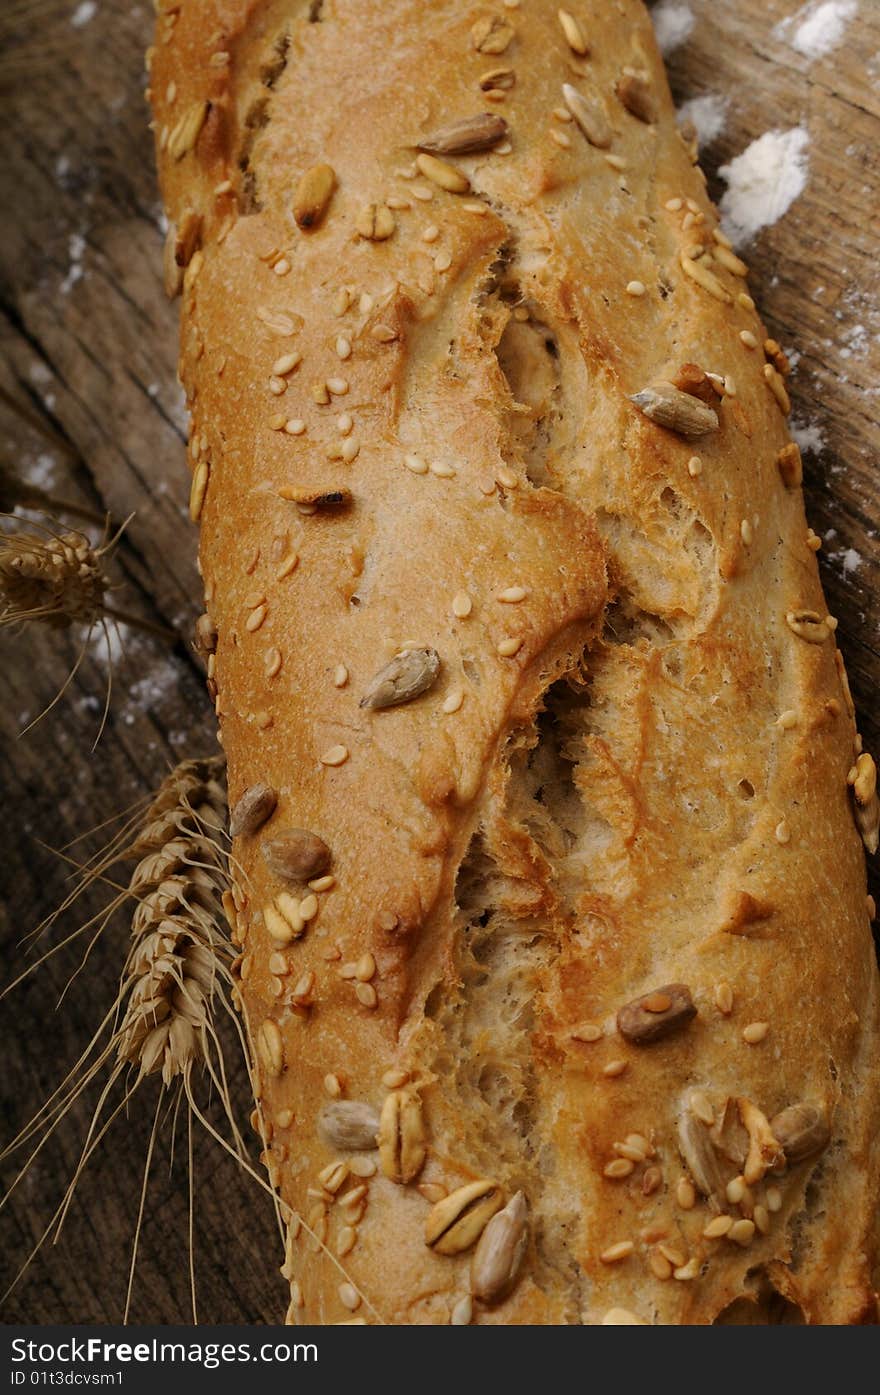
[1,0,877,1324]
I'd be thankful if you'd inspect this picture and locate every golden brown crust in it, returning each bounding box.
[150,0,880,1325]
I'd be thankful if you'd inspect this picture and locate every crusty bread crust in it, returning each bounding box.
[150,0,879,1324]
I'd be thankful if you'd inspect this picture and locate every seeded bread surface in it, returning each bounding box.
[150,0,880,1324]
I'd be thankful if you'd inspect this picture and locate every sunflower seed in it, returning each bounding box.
[293,163,336,230]
[359,647,441,710]
[630,382,719,437]
[230,783,278,837]
[418,113,508,156]
[262,829,331,883]
[617,984,696,1044]
[561,83,612,148]
[378,1088,426,1183]
[471,15,514,54]
[355,204,396,240]
[194,612,217,654]
[470,1191,528,1304]
[677,1112,725,1210]
[770,1103,830,1164]
[785,610,830,644]
[616,70,656,123]
[318,1101,380,1152]
[426,1180,505,1256]
[415,152,471,194]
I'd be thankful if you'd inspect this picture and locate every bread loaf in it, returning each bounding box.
[149,0,880,1324]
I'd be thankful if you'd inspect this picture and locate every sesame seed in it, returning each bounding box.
[602,1059,627,1078]
[355,982,377,1009]
[742,1021,769,1044]
[324,1073,342,1098]
[276,552,299,579]
[386,195,411,210]
[463,200,488,215]
[309,874,336,893]
[341,438,360,463]
[726,1176,746,1205]
[269,413,287,431]
[429,460,456,478]
[299,893,319,922]
[553,105,573,122]
[728,1219,756,1247]
[189,462,209,522]
[714,981,734,1015]
[765,1186,782,1213]
[649,1249,673,1280]
[452,591,472,618]
[740,519,753,545]
[739,330,759,349]
[687,455,702,477]
[442,689,464,714]
[725,375,738,397]
[673,1258,701,1281]
[550,127,572,148]
[558,8,589,54]
[571,1023,603,1042]
[337,1226,356,1257]
[498,585,527,603]
[333,287,352,315]
[320,744,349,767]
[338,1283,360,1312]
[603,1158,635,1179]
[600,1241,634,1264]
[326,377,349,395]
[273,352,302,377]
[273,258,291,276]
[754,1205,770,1234]
[335,336,352,361]
[676,1177,696,1210]
[382,1068,410,1088]
[333,664,349,688]
[497,636,523,657]
[434,250,452,272]
[359,293,374,315]
[775,819,791,845]
[665,198,683,211]
[246,602,268,633]
[268,376,286,395]
[336,414,353,438]
[404,452,429,475]
[349,1156,377,1178]
[605,153,627,171]
[703,1215,733,1239]
[737,292,756,310]
[496,466,519,488]
[411,184,434,202]
[355,952,376,982]
[626,280,646,297]
[266,646,282,678]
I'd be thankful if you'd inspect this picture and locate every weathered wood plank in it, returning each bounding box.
[1,0,877,1323]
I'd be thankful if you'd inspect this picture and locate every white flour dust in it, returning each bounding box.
[719,128,810,246]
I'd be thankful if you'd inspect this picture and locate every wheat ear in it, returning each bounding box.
[0,757,263,1319]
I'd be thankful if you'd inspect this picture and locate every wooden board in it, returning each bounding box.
[1,0,877,1324]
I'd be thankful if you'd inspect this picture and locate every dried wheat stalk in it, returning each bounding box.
[0,756,269,1320]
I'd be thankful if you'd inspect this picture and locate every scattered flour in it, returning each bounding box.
[60,233,87,295]
[71,1,98,27]
[718,127,810,247]
[774,1,858,60]
[651,1,695,55]
[677,93,729,149]
[789,418,827,454]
